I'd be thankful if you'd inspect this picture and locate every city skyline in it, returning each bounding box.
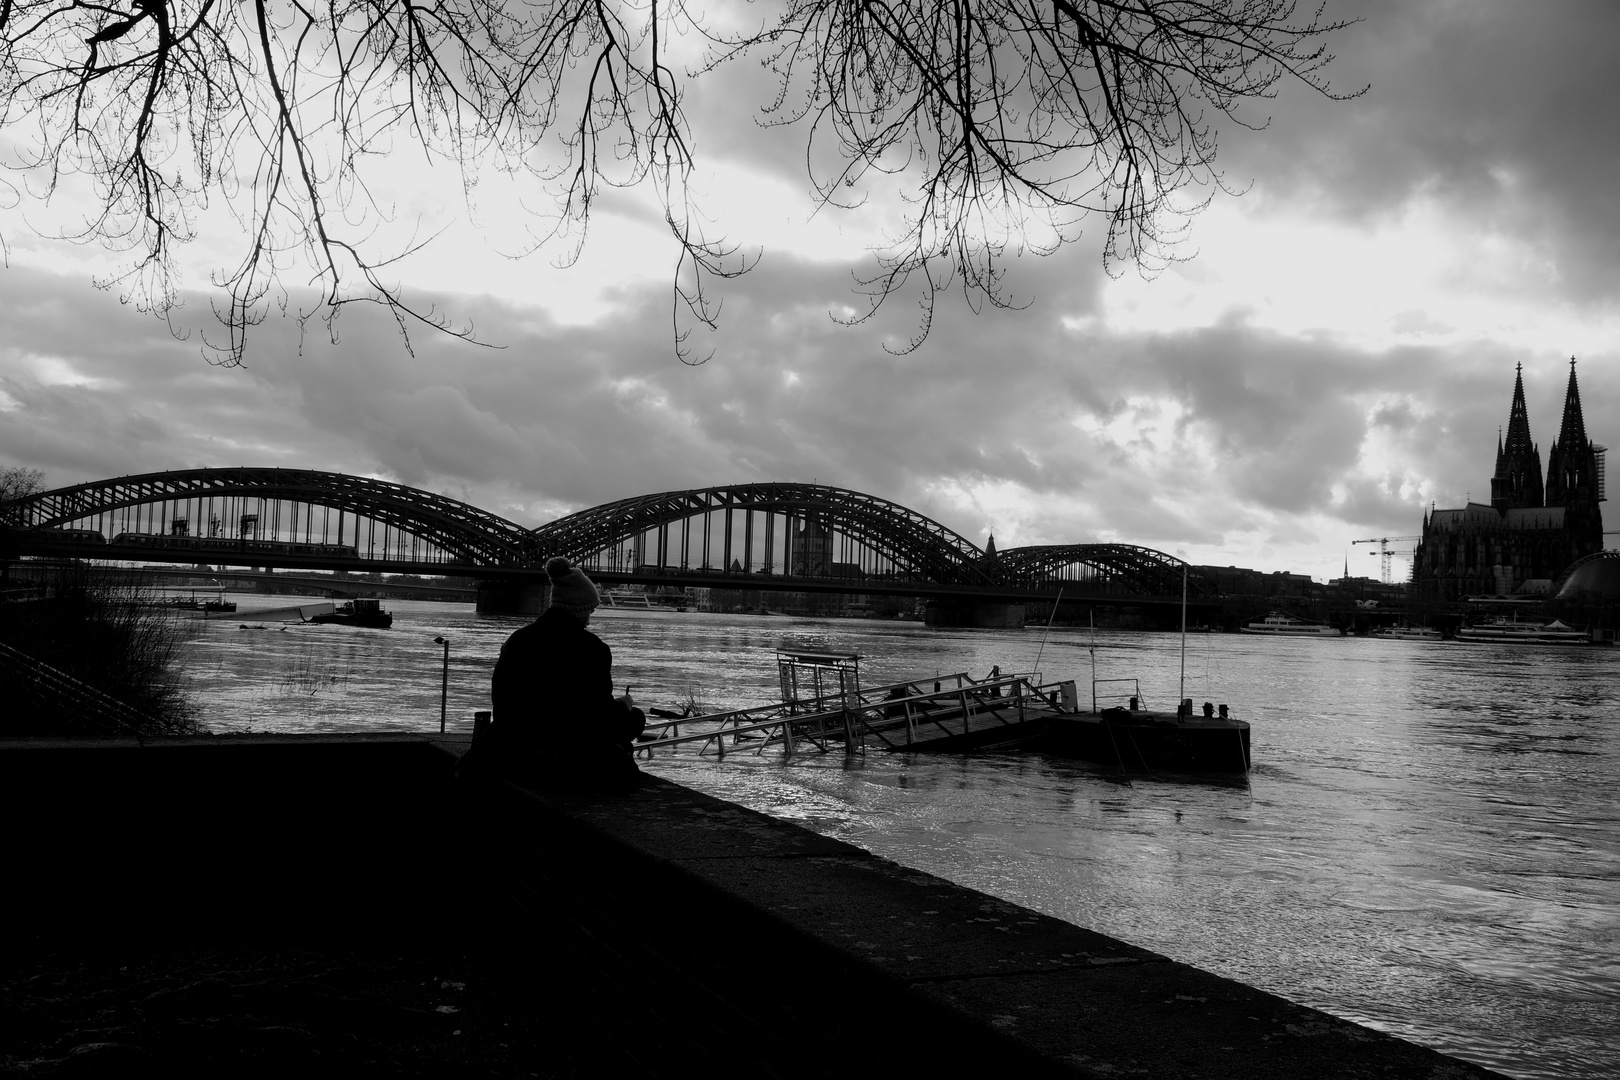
[1,0,1615,583]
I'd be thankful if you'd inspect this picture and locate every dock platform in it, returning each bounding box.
[635,661,1079,758]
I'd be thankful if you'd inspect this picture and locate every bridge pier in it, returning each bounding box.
[476,578,550,615]
[924,601,1027,629]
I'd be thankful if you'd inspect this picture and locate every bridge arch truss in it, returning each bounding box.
[532,483,1000,587]
[996,544,1219,600]
[1,468,535,566]
[4,470,1216,601]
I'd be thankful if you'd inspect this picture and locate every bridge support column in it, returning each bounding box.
[923,601,1026,629]
[476,579,550,615]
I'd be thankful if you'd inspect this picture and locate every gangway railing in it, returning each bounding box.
[635,672,1078,759]
[636,669,997,749]
[1091,677,1143,713]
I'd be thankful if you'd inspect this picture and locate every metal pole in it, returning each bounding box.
[434,635,449,733]
[1179,562,1188,713]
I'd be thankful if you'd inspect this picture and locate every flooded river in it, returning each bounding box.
[178,597,1620,1080]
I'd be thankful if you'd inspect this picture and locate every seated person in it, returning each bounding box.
[459,557,645,792]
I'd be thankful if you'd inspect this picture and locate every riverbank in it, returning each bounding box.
[2,734,1510,1078]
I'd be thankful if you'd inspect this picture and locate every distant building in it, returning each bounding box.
[1196,565,1317,598]
[788,514,862,579]
[1412,361,1605,600]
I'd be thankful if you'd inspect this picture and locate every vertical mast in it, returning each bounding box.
[1089,606,1096,713]
[1179,560,1188,707]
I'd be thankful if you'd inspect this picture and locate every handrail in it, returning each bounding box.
[0,639,157,737]
[1091,677,1142,713]
[636,670,985,750]
[635,674,1075,759]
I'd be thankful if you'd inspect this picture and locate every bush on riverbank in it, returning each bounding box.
[0,563,202,736]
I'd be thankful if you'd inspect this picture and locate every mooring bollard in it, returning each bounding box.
[473,710,491,738]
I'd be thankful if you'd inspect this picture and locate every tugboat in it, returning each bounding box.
[308,598,393,629]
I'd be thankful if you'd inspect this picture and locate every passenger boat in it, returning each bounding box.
[599,590,670,610]
[307,598,393,629]
[1370,624,1443,641]
[596,590,682,617]
[1240,611,1341,636]
[1454,616,1588,645]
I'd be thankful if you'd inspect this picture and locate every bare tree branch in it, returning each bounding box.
[0,0,1359,364]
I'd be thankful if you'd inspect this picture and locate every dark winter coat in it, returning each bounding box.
[461,608,645,792]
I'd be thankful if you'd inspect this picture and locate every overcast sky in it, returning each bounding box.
[2,0,1616,583]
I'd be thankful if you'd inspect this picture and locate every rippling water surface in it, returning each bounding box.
[181,597,1620,1080]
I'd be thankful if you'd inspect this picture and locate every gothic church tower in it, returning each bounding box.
[1545,357,1605,556]
[1490,364,1544,510]
[1414,362,1606,600]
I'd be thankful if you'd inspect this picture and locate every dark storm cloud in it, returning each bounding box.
[1222,0,1620,302]
[0,275,336,478]
[1135,324,1370,514]
[5,240,1613,576]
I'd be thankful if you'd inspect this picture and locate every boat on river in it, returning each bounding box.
[1037,683,1250,774]
[306,598,393,629]
[596,590,684,616]
[1038,566,1251,775]
[1241,611,1341,636]
[1370,624,1443,641]
[1454,616,1588,645]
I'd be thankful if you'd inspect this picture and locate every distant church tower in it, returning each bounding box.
[1412,361,1605,600]
[1545,357,1604,556]
[1490,364,1544,511]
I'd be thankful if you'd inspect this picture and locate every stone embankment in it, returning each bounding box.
[3,735,1510,1078]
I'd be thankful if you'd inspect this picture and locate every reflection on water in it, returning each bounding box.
[179,599,1620,1080]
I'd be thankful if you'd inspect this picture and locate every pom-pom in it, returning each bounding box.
[545,556,573,581]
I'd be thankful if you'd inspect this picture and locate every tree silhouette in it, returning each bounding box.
[0,0,1358,365]
[0,466,46,501]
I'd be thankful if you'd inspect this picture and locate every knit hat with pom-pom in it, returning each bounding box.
[545,556,600,614]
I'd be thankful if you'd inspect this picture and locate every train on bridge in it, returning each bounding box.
[111,532,360,560]
[14,528,361,562]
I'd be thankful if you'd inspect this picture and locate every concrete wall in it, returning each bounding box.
[3,736,1509,1079]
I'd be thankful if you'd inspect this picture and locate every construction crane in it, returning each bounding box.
[1352,535,1423,584]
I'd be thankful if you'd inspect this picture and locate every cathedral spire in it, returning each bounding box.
[1504,364,1534,459]
[1491,363,1544,511]
[1555,356,1589,450]
[1546,357,1601,531]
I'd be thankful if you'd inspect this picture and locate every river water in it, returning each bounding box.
[178,596,1620,1080]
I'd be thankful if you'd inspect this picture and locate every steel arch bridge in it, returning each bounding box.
[2,469,1213,600]
[533,483,999,587]
[0,467,535,565]
[996,544,1221,600]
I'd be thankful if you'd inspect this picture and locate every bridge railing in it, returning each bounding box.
[635,672,1077,758]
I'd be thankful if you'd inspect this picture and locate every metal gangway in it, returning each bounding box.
[635,651,1080,758]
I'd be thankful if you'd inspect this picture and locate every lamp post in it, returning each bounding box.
[433,635,449,733]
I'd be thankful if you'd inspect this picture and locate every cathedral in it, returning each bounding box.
[1411,360,1605,599]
